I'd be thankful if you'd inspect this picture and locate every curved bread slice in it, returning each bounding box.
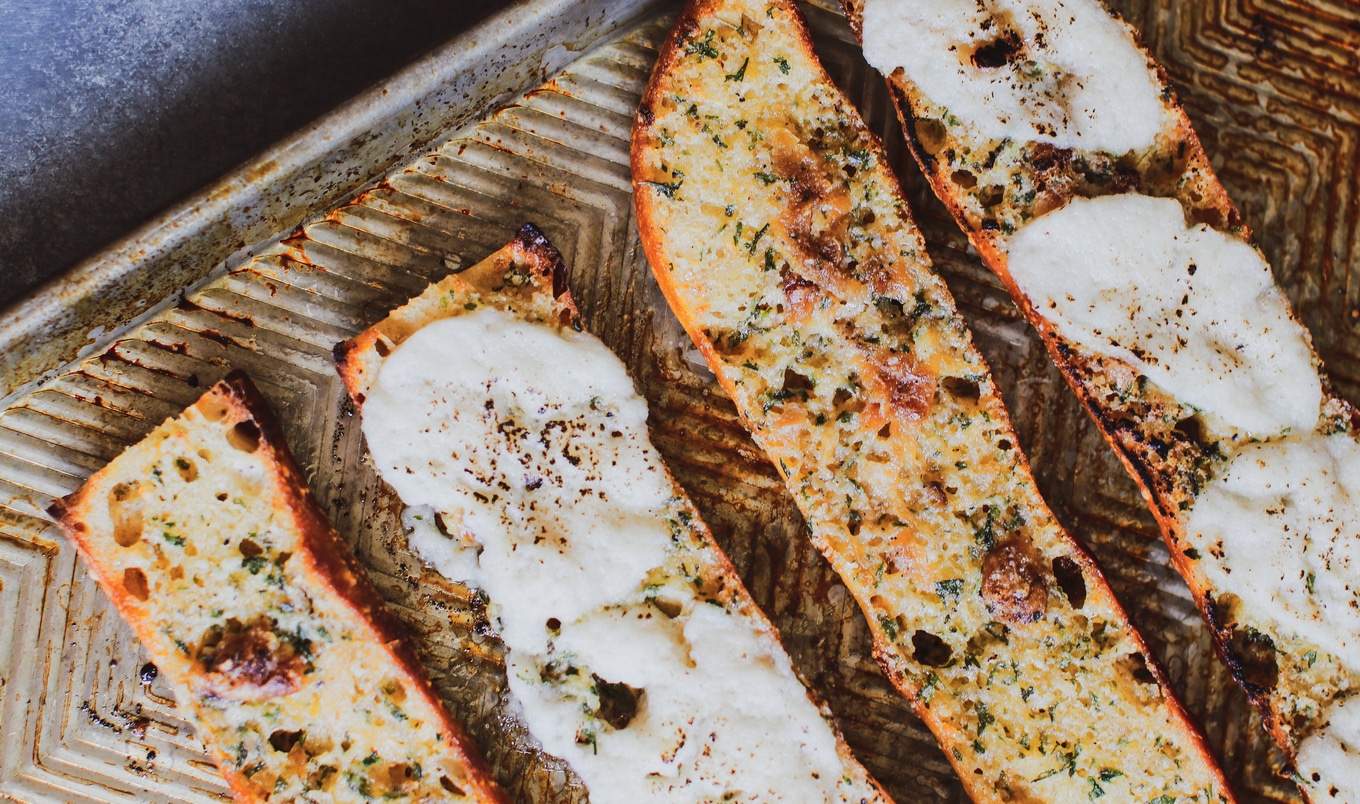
[334,224,893,802]
[842,0,1360,796]
[48,373,508,804]
[632,1,1234,801]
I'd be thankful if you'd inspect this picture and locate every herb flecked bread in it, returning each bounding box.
[47,373,508,804]
[333,224,895,802]
[632,0,1236,800]
[840,0,1360,797]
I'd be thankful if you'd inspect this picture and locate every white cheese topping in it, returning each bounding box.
[1297,694,1360,802]
[362,309,873,803]
[860,0,1174,153]
[1006,194,1321,435]
[1187,432,1360,675]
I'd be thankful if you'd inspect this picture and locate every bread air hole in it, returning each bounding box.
[913,118,948,155]
[382,679,407,705]
[1229,626,1280,692]
[385,763,413,788]
[650,596,684,619]
[201,402,229,422]
[940,376,981,401]
[123,567,150,601]
[174,457,197,482]
[912,630,952,667]
[268,729,303,753]
[1119,652,1160,687]
[227,420,261,453]
[1051,555,1087,610]
[109,482,145,547]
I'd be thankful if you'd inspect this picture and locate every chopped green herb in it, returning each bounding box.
[773,56,790,74]
[745,223,769,254]
[843,148,871,169]
[753,170,780,185]
[935,578,963,602]
[684,29,719,60]
[163,532,186,547]
[641,180,684,199]
[724,57,749,82]
[975,701,995,735]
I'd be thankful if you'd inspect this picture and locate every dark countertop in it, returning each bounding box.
[0,0,509,312]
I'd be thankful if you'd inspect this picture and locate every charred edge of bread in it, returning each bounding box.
[48,371,508,804]
[335,226,893,800]
[633,0,1234,799]
[834,0,1333,765]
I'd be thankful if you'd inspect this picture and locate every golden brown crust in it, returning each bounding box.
[335,225,893,801]
[49,371,508,804]
[837,0,1345,775]
[633,0,1234,799]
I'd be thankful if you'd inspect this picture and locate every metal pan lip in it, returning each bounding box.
[0,0,661,407]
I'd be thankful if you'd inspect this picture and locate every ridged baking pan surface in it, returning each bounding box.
[0,1,1355,801]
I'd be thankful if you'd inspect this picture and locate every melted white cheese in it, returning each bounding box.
[363,309,873,803]
[1006,194,1321,436]
[860,0,1174,153]
[1297,694,1360,802]
[1188,432,1360,674]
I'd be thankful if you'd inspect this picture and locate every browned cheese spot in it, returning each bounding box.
[981,535,1049,624]
[196,617,308,701]
[870,350,935,420]
[593,673,644,730]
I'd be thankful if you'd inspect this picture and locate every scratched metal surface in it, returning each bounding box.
[0,0,1355,801]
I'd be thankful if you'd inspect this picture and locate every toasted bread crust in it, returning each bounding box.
[49,372,508,804]
[839,0,1358,784]
[334,225,893,801]
[632,0,1234,800]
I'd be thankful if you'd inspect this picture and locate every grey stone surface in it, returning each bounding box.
[0,0,508,311]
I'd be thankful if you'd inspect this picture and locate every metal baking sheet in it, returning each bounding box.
[1,0,1355,801]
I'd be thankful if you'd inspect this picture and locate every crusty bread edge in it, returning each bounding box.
[48,371,509,804]
[334,223,895,801]
[632,1,1236,799]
